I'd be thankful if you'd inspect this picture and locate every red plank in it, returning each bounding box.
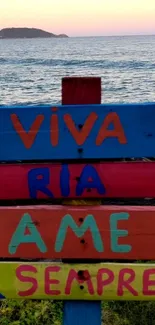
[62,77,101,105]
[0,162,155,200]
[1,205,155,260]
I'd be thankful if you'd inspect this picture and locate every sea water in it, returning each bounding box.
[0,35,155,105]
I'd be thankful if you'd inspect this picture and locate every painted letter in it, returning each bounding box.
[9,213,47,254]
[110,212,131,253]
[10,114,44,149]
[50,107,59,146]
[96,112,127,145]
[60,164,70,197]
[28,167,53,199]
[117,268,138,296]
[143,269,155,295]
[97,268,114,295]
[55,214,103,252]
[76,165,105,196]
[16,265,38,297]
[45,266,61,296]
[65,269,94,295]
[64,112,98,145]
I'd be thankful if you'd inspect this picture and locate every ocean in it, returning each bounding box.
[0,35,155,106]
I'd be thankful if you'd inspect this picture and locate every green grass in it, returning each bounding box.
[0,300,155,325]
[0,300,62,325]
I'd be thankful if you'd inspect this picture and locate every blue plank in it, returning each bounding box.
[0,293,5,299]
[63,301,101,325]
[1,102,155,161]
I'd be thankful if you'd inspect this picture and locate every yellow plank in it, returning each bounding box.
[0,262,155,300]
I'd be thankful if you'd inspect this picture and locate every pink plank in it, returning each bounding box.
[0,162,155,200]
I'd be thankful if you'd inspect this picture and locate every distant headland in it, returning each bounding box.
[0,28,68,39]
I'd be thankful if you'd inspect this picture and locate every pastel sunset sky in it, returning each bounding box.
[0,0,155,36]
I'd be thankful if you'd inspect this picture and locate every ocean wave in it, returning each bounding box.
[0,57,155,70]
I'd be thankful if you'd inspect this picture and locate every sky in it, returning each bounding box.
[0,0,155,37]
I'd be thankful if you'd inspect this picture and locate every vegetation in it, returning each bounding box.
[0,300,62,325]
[0,300,155,325]
[0,28,68,39]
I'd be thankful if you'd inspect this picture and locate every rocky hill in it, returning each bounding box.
[0,28,68,39]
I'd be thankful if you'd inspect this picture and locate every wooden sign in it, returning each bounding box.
[1,262,155,300]
[1,205,155,260]
[1,102,155,161]
[1,162,155,199]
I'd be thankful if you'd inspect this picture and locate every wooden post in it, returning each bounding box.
[62,77,102,325]
[62,77,101,105]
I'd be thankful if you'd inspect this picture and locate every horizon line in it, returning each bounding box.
[0,27,155,38]
[71,33,155,37]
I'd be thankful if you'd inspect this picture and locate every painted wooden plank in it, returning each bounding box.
[1,205,155,260]
[1,102,155,161]
[1,161,155,200]
[0,262,155,300]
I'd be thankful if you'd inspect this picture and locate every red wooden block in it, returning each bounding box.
[62,77,101,105]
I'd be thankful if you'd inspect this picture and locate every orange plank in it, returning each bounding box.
[1,205,155,259]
